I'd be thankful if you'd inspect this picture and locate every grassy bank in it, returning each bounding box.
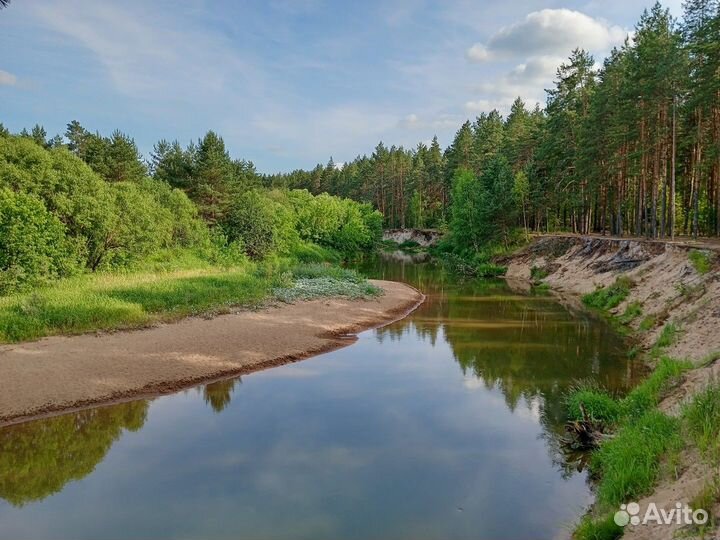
[568,279,719,539]
[0,256,381,343]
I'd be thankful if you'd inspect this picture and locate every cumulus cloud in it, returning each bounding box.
[506,56,563,84]
[0,69,17,86]
[466,9,628,62]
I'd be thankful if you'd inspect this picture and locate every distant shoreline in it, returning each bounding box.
[0,280,424,426]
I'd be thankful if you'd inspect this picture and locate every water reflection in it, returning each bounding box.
[0,401,148,507]
[203,378,241,413]
[0,257,639,540]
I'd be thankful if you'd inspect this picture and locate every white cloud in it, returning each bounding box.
[507,56,563,84]
[0,69,17,86]
[465,43,489,62]
[466,9,628,62]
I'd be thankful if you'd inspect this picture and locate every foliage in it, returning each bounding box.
[530,265,549,282]
[0,189,79,293]
[223,190,294,260]
[0,264,271,342]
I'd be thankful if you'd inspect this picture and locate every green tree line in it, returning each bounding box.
[0,124,381,294]
[265,1,720,242]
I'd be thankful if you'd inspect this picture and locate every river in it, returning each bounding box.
[0,255,640,539]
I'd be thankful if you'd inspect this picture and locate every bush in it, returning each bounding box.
[0,189,79,293]
[224,190,287,259]
[288,190,382,255]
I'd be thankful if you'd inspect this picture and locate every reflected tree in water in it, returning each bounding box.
[203,378,240,413]
[0,400,148,506]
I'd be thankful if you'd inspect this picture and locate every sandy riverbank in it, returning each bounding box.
[504,235,720,540]
[0,279,423,426]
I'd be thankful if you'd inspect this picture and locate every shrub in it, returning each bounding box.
[0,189,79,293]
[224,190,285,259]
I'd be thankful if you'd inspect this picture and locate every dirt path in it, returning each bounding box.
[0,280,423,426]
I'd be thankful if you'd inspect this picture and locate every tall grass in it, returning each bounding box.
[582,277,634,311]
[566,358,691,423]
[0,264,272,342]
[683,382,720,461]
[591,410,682,506]
[651,322,680,357]
[0,259,380,343]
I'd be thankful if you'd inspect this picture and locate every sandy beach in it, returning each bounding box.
[0,280,423,425]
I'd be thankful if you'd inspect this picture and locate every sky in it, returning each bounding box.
[0,0,683,173]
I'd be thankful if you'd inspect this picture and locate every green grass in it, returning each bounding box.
[565,380,623,425]
[621,357,691,417]
[290,263,364,283]
[617,301,642,325]
[638,314,656,331]
[591,409,682,506]
[0,265,272,342]
[651,322,679,357]
[574,512,623,540]
[0,260,380,343]
[689,250,714,275]
[682,382,720,461]
[687,477,720,537]
[566,358,690,424]
[582,277,634,311]
[273,277,381,302]
[530,265,550,281]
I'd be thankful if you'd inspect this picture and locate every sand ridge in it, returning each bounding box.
[0,280,424,426]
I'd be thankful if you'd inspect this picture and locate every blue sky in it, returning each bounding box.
[0,0,682,173]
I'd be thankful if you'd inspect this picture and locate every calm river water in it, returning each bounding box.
[0,255,640,540]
